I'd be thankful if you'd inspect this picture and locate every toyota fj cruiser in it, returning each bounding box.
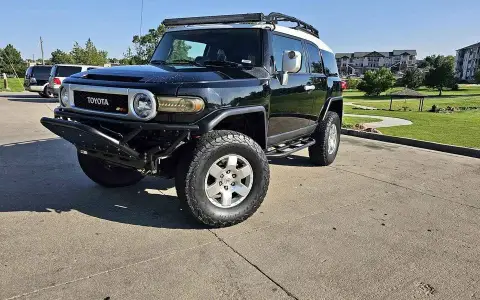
[40,13,343,227]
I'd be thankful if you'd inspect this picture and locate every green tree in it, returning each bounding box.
[70,39,108,65]
[167,40,192,62]
[129,25,167,64]
[424,55,455,96]
[0,44,27,76]
[401,68,424,89]
[357,68,396,96]
[51,49,73,64]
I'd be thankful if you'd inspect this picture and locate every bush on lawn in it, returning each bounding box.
[357,68,396,96]
[346,77,360,90]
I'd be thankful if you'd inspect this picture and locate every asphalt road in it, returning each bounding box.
[1,92,480,300]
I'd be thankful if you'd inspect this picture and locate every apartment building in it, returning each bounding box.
[336,50,417,76]
[455,42,480,81]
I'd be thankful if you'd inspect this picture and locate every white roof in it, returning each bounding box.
[166,24,333,53]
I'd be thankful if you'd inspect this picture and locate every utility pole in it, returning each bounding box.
[33,54,35,64]
[40,36,44,65]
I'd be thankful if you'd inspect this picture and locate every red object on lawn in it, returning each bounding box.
[341,80,347,91]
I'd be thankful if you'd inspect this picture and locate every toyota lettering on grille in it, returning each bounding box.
[87,96,109,106]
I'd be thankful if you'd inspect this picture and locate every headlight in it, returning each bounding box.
[156,96,204,113]
[133,93,154,118]
[60,87,69,106]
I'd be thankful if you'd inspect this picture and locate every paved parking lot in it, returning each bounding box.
[1,93,480,300]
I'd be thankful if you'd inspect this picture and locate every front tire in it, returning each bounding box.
[175,130,270,227]
[42,86,54,98]
[77,152,144,188]
[308,111,341,166]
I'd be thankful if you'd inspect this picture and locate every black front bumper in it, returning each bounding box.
[41,108,199,170]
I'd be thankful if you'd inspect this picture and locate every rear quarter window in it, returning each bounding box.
[321,50,339,76]
[55,66,82,77]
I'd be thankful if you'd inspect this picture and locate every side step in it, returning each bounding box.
[265,137,316,158]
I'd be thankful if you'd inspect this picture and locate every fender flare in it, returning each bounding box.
[194,106,268,148]
[319,96,343,121]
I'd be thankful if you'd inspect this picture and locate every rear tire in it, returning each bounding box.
[308,111,341,166]
[43,86,54,98]
[77,152,144,188]
[175,130,270,227]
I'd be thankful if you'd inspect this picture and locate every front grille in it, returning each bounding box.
[74,91,128,114]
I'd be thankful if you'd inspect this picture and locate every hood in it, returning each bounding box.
[71,64,267,84]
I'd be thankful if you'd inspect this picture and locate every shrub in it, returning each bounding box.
[357,68,396,96]
[346,77,360,90]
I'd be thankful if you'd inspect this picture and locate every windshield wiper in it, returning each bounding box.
[150,59,167,65]
[164,59,202,66]
[202,60,245,68]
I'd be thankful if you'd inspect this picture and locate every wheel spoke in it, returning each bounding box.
[226,155,238,169]
[206,183,222,198]
[208,164,223,179]
[221,190,232,206]
[236,165,252,179]
[233,183,250,197]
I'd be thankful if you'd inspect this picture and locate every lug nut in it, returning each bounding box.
[220,174,224,178]
[231,182,235,186]
[219,181,222,185]
[226,170,230,174]
[232,174,236,178]
[224,186,228,190]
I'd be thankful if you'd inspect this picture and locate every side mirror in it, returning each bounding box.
[279,50,301,85]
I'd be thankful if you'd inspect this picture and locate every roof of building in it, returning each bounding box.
[335,53,352,59]
[457,42,480,51]
[336,50,417,59]
[393,50,417,56]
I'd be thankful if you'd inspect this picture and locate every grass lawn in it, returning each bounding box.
[343,116,382,128]
[344,85,480,148]
[0,78,25,92]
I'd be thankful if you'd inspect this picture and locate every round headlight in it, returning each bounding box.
[60,87,69,106]
[133,93,154,118]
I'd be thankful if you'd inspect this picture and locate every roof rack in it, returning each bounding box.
[162,12,319,38]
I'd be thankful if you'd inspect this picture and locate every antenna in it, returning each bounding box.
[139,0,144,37]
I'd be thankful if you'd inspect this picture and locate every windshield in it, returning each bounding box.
[150,29,263,67]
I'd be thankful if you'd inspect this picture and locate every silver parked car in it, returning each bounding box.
[47,64,99,96]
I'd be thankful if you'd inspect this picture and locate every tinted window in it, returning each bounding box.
[272,34,307,73]
[321,50,339,76]
[151,29,262,66]
[306,44,323,74]
[31,66,52,78]
[55,66,82,77]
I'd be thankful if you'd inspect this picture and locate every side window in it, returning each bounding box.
[321,50,339,76]
[306,44,324,74]
[272,34,307,73]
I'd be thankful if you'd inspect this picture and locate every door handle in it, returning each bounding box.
[304,85,316,91]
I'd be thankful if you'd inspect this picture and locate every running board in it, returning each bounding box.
[265,138,316,158]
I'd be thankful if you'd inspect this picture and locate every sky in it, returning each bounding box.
[1,0,479,61]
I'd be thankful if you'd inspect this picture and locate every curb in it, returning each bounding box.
[341,128,480,159]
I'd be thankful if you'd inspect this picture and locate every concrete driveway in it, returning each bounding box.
[1,92,480,300]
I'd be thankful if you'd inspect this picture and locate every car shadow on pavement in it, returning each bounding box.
[0,138,207,230]
[6,95,58,103]
[268,154,315,167]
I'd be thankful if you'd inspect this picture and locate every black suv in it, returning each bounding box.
[24,65,53,98]
[41,13,343,227]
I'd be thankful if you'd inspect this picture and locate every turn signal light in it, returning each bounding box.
[156,96,204,113]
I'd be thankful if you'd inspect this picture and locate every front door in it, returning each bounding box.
[268,34,316,139]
